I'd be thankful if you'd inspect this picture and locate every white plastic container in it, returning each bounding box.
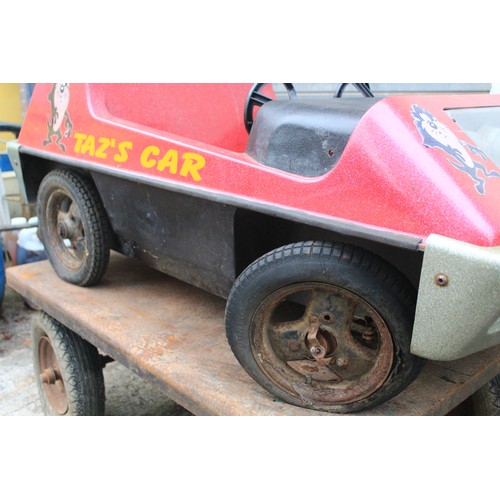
[16,217,47,265]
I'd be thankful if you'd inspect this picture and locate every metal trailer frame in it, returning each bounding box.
[6,253,500,416]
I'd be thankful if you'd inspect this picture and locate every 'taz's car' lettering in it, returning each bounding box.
[73,133,205,181]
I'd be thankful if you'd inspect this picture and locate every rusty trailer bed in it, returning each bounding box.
[6,253,500,416]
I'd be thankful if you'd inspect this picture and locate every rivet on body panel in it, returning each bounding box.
[434,274,449,287]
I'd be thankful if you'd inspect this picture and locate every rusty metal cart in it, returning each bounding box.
[6,253,500,416]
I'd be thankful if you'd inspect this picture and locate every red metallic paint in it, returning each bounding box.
[19,84,500,247]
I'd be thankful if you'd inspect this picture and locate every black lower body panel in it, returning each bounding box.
[91,172,236,298]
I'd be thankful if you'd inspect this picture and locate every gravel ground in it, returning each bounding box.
[0,285,191,416]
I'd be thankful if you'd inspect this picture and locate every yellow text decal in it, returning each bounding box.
[73,133,206,182]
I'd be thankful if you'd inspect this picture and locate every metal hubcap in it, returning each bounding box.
[251,283,394,406]
[38,336,68,415]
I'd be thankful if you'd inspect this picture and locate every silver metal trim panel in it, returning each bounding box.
[6,140,28,202]
[411,234,500,360]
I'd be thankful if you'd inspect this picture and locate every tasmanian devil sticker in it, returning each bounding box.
[43,83,73,152]
[412,104,500,195]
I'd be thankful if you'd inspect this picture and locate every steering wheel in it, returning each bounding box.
[244,83,297,133]
[335,83,374,98]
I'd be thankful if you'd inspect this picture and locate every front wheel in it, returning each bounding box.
[225,241,424,413]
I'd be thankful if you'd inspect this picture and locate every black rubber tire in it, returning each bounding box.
[225,241,424,413]
[32,311,105,416]
[37,169,110,286]
[470,375,500,416]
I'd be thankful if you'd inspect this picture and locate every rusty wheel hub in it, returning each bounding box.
[251,283,394,405]
[38,336,68,415]
[57,220,71,240]
[45,189,86,271]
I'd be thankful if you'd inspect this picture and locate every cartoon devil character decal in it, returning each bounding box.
[43,83,73,152]
[412,104,500,195]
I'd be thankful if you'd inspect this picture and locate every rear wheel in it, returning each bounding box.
[32,311,105,416]
[37,169,110,286]
[225,241,424,413]
[470,374,500,415]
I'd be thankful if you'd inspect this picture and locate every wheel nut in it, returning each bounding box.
[335,357,348,367]
[310,346,322,355]
[40,367,57,385]
[57,221,68,239]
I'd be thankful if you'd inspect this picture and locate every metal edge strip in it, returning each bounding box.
[6,141,28,202]
[18,146,423,251]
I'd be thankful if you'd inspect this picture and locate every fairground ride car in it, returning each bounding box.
[7,83,500,413]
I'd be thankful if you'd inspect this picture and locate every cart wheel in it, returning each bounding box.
[470,374,500,416]
[225,241,424,413]
[37,169,110,286]
[32,311,105,416]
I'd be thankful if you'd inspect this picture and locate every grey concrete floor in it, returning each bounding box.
[0,285,191,416]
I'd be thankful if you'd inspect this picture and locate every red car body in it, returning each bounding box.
[9,83,500,412]
[17,85,500,248]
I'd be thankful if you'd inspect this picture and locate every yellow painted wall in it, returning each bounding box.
[0,83,22,152]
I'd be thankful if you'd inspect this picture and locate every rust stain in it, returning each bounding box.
[6,253,500,416]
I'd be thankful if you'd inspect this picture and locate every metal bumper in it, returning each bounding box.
[411,234,500,361]
[6,140,28,202]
